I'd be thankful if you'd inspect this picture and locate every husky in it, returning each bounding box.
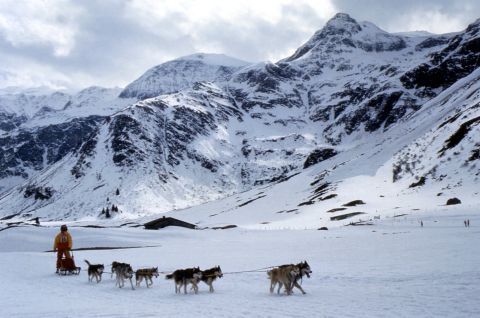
[199,266,223,292]
[111,261,129,279]
[276,261,312,295]
[114,262,135,290]
[84,260,105,283]
[267,264,300,295]
[135,267,159,288]
[165,267,202,294]
[111,261,121,279]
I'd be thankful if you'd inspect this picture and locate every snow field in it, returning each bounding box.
[1,210,479,317]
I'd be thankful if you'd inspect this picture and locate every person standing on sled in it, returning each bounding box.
[53,224,73,273]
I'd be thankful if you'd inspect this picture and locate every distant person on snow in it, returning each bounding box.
[467,219,470,227]
[464,220,467,227]
[53,224,73,273]
[420,220,423,227]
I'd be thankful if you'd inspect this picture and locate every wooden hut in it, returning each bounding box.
[144,216,196,230]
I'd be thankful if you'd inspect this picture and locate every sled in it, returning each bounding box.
[57,254,81,276]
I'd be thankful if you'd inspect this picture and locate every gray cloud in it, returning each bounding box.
[332,0,480,33]
[0,0,478,90]
[191,3,326,62]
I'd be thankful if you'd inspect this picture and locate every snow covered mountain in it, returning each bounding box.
[0,13,479,227]
[119,53,250,100]
[0,86,135,192]
[0,86,133,130]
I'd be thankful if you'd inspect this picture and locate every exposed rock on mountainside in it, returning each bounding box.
[401,19,480,94]
[303,148,337,169]
[0,116,103,180]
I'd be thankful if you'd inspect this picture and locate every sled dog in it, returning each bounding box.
[135,267,159,288]
[165,267,202,294]
[114,262,135,290]
[199,266,223,292]
[111,261,121,279]
[84,260,104,283]
[275,261,312,294]
[267,264,300,295]
[111,261,130,279]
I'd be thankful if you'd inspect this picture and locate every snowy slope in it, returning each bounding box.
[155,68,480,230]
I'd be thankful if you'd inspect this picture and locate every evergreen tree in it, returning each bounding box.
[116,188,120,196]
[106,207,110,218]
[101,208,105,214]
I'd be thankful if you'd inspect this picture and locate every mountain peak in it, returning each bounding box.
[331,12,353,21]
[119,53,249,100]
[283,13,406,62]
[324,13,362,34]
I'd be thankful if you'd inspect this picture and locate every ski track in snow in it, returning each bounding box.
[0,211,479,317]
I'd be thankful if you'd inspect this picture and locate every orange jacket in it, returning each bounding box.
[53,232,72,250]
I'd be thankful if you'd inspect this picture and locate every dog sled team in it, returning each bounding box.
[55,224,312,295]
[83,258,312,295]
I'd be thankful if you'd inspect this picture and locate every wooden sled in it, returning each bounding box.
[57,254,81,275]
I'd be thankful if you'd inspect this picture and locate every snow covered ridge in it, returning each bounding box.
[0,13,479,226]
[0,86,133,131]
[118,53,250,100]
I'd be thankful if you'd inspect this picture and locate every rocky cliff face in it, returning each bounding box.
[0,116,104,192]
[401,19,480,94]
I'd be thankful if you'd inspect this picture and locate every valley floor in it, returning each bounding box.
[0,210,478,317]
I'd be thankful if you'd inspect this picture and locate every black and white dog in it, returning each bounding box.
[165,267,202,294]
[84,260,104,283]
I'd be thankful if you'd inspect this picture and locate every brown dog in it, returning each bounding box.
[276,261,312,294]
[199,266,223,292]
[267,265,300,295]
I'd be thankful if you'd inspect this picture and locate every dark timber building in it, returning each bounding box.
[144,216,196,230]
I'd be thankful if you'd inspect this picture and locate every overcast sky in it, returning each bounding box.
[0,0,478,90]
